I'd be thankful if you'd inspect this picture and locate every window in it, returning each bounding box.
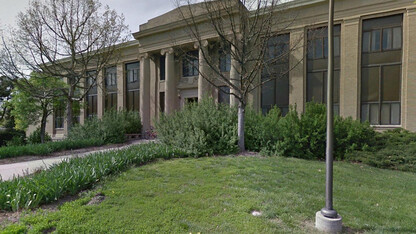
[86,70,97,118]
[361,15,402,125]
[182,51,199,77]
[160,92,165,113]
[105,66,117,111]
[126,62,140,112]
[126,62,139,83]
[307,71,340,114]
[261,34,290,115]
[105,67,117,86]
[362,15,402,53]
[307,25,341,115]
[160,56,166,81]
[307,26,340,60]
[218,86,230,104]
[219,50,231,72]
[105,93,117,111]
[54,106,65,129]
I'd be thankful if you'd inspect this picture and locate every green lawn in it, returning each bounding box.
[2,156,416,233]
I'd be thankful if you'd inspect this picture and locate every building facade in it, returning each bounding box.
[33,0,416,139]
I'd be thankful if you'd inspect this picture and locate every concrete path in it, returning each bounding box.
[0,140,152,181]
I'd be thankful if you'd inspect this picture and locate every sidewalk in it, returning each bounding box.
[0,140,152,181]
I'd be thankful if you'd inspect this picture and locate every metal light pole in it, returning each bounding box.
[321,0,337,219]
[315,0,342,232]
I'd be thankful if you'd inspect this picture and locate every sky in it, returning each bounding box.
[0,0,179,36]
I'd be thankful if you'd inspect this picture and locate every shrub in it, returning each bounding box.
[346,129,416,172]
[333,116,375,159]
[0,129,25,147]
[245,107,281,152]
[6,136,26,147]
[155,98,238,156]
[27,127,52,144]
[268,103,376,160]
[0,143,187,211]
[68,110,142,144]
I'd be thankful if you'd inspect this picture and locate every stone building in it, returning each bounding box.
[34,0,416,139]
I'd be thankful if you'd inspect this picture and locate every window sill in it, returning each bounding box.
[182,76,198,79]
[371,125,402,131]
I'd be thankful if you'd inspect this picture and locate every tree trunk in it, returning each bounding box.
[66,83,75,133]
[40,108,48,144]
[66,98,73,133]
[237,102,245,152]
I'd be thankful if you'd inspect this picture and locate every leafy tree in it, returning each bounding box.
[0,77,13,127]
[10,74,66,143]
[175,0,302,151]
[0,0,129,131]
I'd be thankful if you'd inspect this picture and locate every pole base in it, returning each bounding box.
[315,211,342,233]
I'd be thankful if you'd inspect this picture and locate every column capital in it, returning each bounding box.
[194,40,209,49]
[161,48,174,56]
[407,6,416,14]
[139,53,150,60]
[343,17,360,26]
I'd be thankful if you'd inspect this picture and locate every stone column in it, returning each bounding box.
[340,17,360,119]
[163,48,177,114]
[196,40,211,101]
[117,63,125,110]
[149,57,158,126]
[289,27,305,114]
[140,54,151,135]
[230,44,241,107]
[46,115,54,137]
[402,8,416,131]
[97,70,105,118]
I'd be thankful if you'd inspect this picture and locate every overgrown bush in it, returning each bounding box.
[0,138,105,159]
[5,136,26,147]
[155,98,238,156]
[245,107,281,152]
[0,143,187,211]
[27,127,52,144]
[267,103,376,160]
[68,110,142,144]
[346,129,416,172]
[0,129,25,147]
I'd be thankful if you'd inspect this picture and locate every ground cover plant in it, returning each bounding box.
[2,156,415,233]
[0,138,105,159]
[346,128,416,173]
[0,143,186,211]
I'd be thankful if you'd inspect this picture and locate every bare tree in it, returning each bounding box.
[175,0,302,151]
[0,0,129,131]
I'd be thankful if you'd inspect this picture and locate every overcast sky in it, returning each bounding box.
[0,0,179,37]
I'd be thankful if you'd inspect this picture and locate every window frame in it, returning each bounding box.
[261,33,290,115]
[306,25,341,115]
[182,51,199,77]
[362,26,402,53]
[360,14,403,126]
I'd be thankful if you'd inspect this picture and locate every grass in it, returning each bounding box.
[2,155,416,233]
